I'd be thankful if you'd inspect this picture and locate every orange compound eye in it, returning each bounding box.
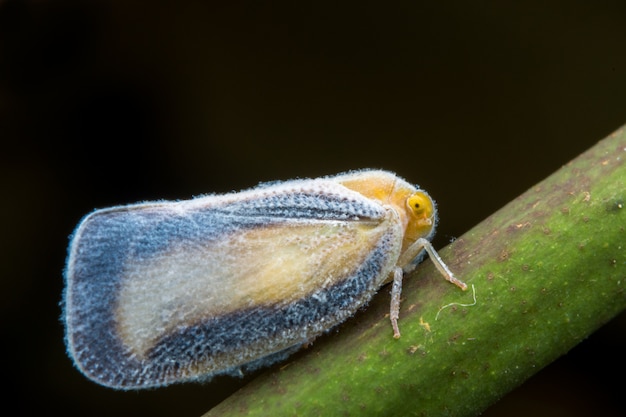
[407,192,433,219]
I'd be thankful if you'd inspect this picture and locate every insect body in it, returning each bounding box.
[63,169,466,389]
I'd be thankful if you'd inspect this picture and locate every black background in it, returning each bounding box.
[2,1,625,416]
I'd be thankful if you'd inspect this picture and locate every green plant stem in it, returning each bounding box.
[204,127,626,417]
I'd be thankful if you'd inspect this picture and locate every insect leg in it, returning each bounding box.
[390,266,404,338]
[400,238,467,291]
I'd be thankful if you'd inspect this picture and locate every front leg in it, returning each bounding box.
[398,238,467,291]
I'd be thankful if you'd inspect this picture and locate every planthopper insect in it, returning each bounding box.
[63,169,466,389]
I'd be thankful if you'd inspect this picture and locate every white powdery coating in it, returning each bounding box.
[63,169,432,389]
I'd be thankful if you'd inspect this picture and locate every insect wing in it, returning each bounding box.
[64,179,405,388]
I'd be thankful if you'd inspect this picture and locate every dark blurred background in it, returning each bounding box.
[2,1,625,416]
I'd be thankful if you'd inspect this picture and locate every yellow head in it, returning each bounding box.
[334,170,437,255]
[403,190,436,250]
